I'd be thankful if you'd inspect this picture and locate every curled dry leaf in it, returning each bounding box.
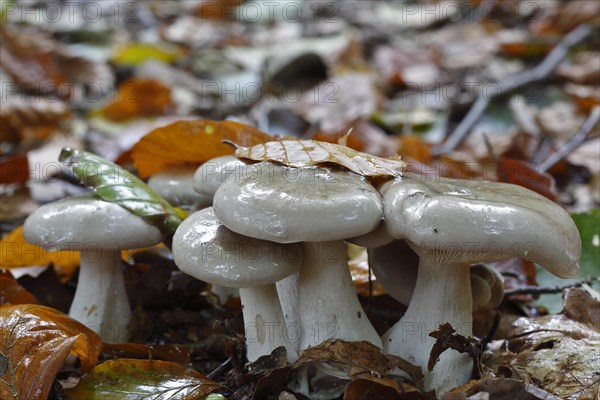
[66,359,223,400]
[130,119,272,178]
[0,305,101,400]
[228,139,405,178]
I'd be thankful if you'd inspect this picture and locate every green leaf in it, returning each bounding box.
[59,148,184,237]
[534,209,600,313]
[66,359,223,400]
[112,43,180,66]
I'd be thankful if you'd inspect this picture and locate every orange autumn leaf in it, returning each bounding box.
[101,78,172,122]
[0,270,39,305]
[0,225,80,272]
[0,304,101,400]
[131,119,273,178]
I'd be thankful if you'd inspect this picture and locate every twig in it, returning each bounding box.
[431,24,593,156]
[504,277,598,297]
[538,106,600,172]
[208,356,232,379]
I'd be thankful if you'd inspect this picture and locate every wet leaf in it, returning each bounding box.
[484,288,600,399]
[59,148,184,237]
[101,78,172,122]
[0,304,101,400]
[294,340,422,386]
[67,359,223,400]
[130,119,272,178]
[0,270,38,305]
[229,139,406,178]
[0,226,80,270]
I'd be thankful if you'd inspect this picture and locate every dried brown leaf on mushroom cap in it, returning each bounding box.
[225,138,406,178]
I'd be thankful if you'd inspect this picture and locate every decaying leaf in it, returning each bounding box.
[428,323,481,373]
[0,304,101,400]
[228,139,405,178]
[130,120,272,178]
[344,377,430,400]
[67,359,223,399]
[0,225,80,270]
[59,148,184,237]
[483,288,600,399]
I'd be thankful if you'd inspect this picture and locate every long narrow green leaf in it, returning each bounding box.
[59,148,184,237]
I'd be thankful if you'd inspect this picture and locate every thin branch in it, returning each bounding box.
[431,24,593,156]
[504,277,598,297]
[538,106,600,172]
[207,356,232,379]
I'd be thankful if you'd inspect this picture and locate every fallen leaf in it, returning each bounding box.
[0,225,80,270]
[428,323,480,373]
[0,269,38,305]
[344,377,430,400]
[229,139,405,177]
[0,304,101,400]
[130,119,272,178]
[312,119,399,157]
[60,148,184,237]
[483,288,600,399]
[101,78,173,122]
[459,378,563,400]
[112,43,182,66]
[67,359,223,399]
[498,159,557,201]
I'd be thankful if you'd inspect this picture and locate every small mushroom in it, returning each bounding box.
[380,173,581,395]
[368,239,504,310]
[193,155,246,197]
[147,166,212,211]
[213,162,384,351]
[172,207,302,362]
[23,194,164,343]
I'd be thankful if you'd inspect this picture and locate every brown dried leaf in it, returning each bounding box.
[0,305,101,400]
[428,323,480,373]
[230,139,405,178]
[130,119,272,178]
[0,25,113,99]
[294,340,422,386]
[345,377,430,400]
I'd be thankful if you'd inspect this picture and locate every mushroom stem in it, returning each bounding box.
[382,251,473,395]
[276,273,300,351]
[239,284,299,363]
[69,249,131,343]
[298,241,382,350]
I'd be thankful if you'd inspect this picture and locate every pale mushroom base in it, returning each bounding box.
[69,249,131,343]
[382,255,473,395]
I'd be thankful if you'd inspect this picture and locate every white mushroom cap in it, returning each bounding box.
[368,239,504,310]
[213,162,383,243]
[382,174,581,278]
[23,193,163,251]
[193,155,246,197]
[173,207,302,288]
[147,166,212,209]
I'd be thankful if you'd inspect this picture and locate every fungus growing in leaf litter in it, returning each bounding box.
[368,239,505,310]
[173,207,302,362]
[23,194,163,343]
[213,162,384,351]
[380,173,581,395]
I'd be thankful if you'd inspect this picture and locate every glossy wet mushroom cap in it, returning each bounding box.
[193,155,246,197]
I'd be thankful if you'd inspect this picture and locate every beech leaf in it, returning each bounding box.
[67,359,223,400]
[227,139,406,177]
[59,148,184,237]
[0,305,101,400]
[130,119,272,178]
